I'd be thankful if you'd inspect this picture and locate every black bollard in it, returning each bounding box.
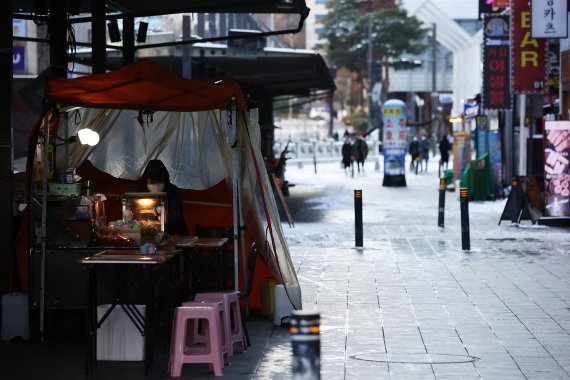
[313,141,317,174]
[460,187,470,250]
[354,190,363,247]
[313,155,317,174]
[290,310,321,380]
[438,177,446,227]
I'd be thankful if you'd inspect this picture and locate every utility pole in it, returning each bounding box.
[431,22,437,137]
[367,12,373,133]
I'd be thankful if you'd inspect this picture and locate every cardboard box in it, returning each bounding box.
[96,304,145,361]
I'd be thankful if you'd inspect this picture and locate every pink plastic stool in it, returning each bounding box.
[192,291,246,355]
[169,303,226,377]
[182,299,230,364]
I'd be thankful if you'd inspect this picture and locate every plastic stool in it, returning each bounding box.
[191,291,246,355]
[182,299,230,363]
[169,303,226,377]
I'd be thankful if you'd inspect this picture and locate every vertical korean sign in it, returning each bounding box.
[543,121,570,216]
[531,0,568,39]
[482,14,511,110]
[453,132,471,181]
[382,99,407,187]
[476,115,489,157]
[488,131,503,195]
[512,0,548,93]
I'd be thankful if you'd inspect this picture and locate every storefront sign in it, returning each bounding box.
[453,132,471,181]
[531,0,568,38]
[543,120,570,216]
[13,46,25,72]
[463,103,480,120]
[512,0,548,93]
[476,116,489,158]
[547,40,560,103]
[482,14,512,110]
[382,100,407,178]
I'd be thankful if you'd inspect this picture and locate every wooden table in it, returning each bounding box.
[175,237,230,300]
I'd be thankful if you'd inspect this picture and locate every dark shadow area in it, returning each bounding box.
[282,185,328,224]
[1,310,274,380]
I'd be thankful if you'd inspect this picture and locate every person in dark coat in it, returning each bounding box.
[351,136,369,173]
[419,135,430,172]
[408,136,420,174]
[141,159,189,237]
[439,134,451,170]
[341,138,353,173]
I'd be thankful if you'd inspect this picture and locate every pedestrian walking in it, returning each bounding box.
[439,134,451,171]
[408,136,420,174]
[341,138,353,174]
[351,135,369,173]
[419,135,430,172]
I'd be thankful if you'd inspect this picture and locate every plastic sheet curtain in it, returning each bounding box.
[238,110,301,310]
[56,108,231,190]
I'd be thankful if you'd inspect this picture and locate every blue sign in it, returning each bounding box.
[13,46,25,72]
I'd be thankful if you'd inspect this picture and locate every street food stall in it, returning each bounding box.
[15,59,301,341]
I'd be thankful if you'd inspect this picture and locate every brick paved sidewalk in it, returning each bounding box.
[256,159,570,380]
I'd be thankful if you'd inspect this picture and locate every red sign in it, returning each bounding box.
[494,0,509,7]
[511,0,548,93]
[482,15,511,110]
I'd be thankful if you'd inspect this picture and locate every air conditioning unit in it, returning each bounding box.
[227,29,266,58]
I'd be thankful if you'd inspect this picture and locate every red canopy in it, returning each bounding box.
[45,59,247,112]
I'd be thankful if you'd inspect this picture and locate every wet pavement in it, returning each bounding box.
[259,157,570,379]
[3,155,570,379]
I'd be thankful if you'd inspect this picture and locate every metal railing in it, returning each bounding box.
[273,140,381,162]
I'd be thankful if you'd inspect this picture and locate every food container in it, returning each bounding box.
[122,192,168,234]
[49,183,82,196]
[59,168,76,184]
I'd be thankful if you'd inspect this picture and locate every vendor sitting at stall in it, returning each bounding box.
[141,159,189,236]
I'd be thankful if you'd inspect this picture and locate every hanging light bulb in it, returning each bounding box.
[77,128,100,146]
[87,130,100,146]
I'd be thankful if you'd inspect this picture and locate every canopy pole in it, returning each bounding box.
[40,112,50,341]
[236,113,249,316]
[238,171,248,314]
[231,97,239,293]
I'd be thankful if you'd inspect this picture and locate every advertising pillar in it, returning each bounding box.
[382,99,407,187]
[543,120,570,217]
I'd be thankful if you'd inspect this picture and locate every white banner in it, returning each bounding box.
[531,0,568,38]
